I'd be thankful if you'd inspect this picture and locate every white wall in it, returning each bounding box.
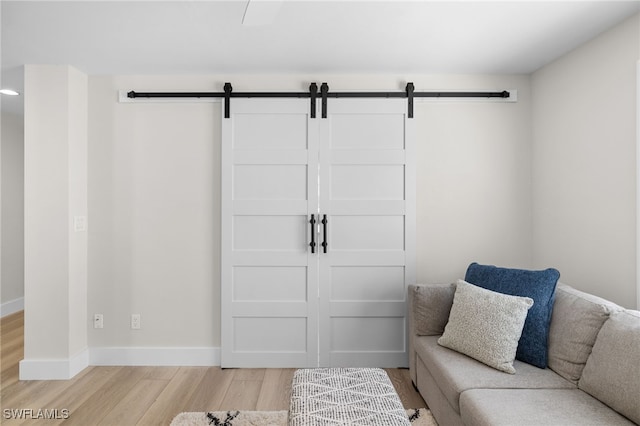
[87,74,531,352]
[531,14,640,308]
[415,75,532,282]
[88,75,219,350]
[1,110,24,313]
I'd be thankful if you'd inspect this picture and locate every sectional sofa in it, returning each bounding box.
[409,276,640,426]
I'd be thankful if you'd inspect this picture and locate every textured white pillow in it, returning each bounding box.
[438,279,534,374]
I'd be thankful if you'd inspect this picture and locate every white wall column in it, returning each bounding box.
[21,65,88,380]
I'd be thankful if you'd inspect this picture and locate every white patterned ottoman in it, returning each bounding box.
[289,368,411,426]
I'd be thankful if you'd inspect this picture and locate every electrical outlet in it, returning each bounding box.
[94,314,104,329]
[131,314,141,330]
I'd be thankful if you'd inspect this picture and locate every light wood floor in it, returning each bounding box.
[1,311,426,425]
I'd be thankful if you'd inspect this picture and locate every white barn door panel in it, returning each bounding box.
[221,99,319,368]
[221,98,414,368]
[319,100,415,367]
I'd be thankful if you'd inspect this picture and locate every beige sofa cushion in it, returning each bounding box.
[415,335,575,414]
[548,283,622,384]
[460,389,636,426]
[410,283,455,336]
[579,310,640,425]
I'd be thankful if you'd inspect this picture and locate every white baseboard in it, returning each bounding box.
[89,346,221,366]
[19,349,90,380]
[1,297,24,318]
[18,347,220,379]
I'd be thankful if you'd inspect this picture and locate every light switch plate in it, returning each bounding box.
[74,216,87,232]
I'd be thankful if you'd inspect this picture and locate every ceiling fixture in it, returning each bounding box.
[0,89,19,96]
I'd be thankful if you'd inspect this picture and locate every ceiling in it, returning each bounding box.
[2,0,640,114]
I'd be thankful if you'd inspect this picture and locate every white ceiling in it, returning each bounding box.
[2,0,640,113]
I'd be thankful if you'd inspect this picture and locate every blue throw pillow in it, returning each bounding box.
[465,263,560,368]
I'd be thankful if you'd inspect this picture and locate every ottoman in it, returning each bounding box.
[289,368,411,426]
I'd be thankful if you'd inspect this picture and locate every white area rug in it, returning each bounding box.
[171,408,437,426]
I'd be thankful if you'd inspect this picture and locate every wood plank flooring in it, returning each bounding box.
[1,311,426,425]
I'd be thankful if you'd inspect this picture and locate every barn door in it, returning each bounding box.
[221,98,414,368]
[221,99,319,368]
[318,99,415,367]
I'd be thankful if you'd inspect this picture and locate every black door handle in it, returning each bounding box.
[321,215,328,253]
[309,214,316,253]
